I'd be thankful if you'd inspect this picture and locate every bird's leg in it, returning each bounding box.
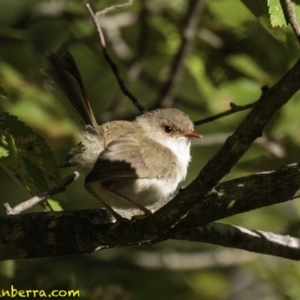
[85,181,152,222]
[100,199,127,224]
[104,186,152,217]
[85,184,126,223]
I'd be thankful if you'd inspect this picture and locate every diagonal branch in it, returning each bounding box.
[86,2,146,113]
[138,56,300,236]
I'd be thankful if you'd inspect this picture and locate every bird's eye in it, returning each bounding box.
[164,125,173,133]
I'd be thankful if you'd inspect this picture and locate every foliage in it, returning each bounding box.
[1,0,300,299]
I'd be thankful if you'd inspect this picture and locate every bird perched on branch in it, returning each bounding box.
[43,51,201,220]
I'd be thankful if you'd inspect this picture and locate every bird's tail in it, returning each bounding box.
[43,51,98,128]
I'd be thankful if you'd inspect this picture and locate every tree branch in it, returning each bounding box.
[4,172,79,215]
[194,101,257,126]
[1,162,300,261]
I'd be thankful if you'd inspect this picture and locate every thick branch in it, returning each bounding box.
[1,162,300,261]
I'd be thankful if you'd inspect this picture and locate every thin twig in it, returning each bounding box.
[194,101,256,126]
[95,0,134,18]
[154,0,206,108]
[283,0,300,44]
[86,2,146,113]
[4,172,80,215]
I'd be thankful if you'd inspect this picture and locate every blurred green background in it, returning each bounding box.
[1,0,300,299]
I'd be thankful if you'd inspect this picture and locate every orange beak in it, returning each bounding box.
[184,130,202,139]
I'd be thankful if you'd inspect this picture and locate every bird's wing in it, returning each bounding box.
[85,134,176,183]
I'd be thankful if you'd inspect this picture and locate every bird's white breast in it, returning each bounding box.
[160,136,191,182]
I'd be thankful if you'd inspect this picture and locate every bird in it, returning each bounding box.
[43,51,201,220]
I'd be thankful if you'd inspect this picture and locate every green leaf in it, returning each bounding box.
[242,0,287,42]
[0,113,63,210]
[268,0,287,27]
[268,0,300,28]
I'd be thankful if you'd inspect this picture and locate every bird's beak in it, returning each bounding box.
[184,130,202,138]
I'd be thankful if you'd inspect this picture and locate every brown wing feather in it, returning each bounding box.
[85,133,177,183]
